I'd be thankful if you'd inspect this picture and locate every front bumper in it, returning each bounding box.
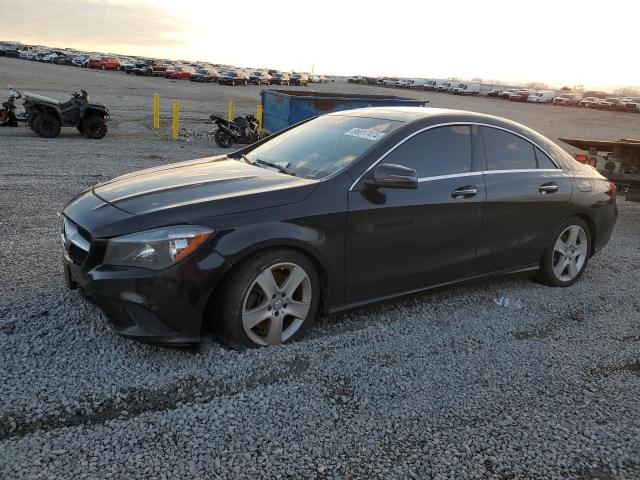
[64,238,229,345]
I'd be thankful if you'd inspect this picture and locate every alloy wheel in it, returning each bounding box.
[552,225,588,281]
[242,262,312,346]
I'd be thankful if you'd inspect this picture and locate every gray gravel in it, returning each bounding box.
[1,57,640,479]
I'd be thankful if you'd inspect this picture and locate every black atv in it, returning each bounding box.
[23,90,110,139]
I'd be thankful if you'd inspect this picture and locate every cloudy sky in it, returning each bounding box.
[1,0,638,89]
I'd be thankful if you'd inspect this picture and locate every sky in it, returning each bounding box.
[1,0,638,89]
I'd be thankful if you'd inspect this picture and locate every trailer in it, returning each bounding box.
[560,137,640,202]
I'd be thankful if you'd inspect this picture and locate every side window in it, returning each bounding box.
[384,126,472,178]
[534,147,558,169]
[481,127,537,170]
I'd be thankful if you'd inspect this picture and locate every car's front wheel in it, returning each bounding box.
[217,249,320,349]
[538,218,591,287]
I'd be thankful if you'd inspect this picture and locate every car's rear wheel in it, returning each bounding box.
[217,249,320,349]
[32,113,61,138]
[538,218,591,287]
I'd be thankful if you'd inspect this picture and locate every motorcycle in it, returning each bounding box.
[0,88,23,127]
[210,113,268,148]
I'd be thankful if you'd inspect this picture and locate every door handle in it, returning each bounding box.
[539,182,558,194]
[451,185,478,198]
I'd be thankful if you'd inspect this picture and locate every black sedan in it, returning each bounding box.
[190,68,220,83]
[61,107,618,348]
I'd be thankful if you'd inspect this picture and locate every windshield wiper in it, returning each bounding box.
[254,159,297,176]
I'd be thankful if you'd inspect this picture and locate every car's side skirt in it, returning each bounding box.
[329,264,539,314]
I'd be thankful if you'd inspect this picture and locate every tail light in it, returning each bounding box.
[575,154,589,163]
[607,181,617,206]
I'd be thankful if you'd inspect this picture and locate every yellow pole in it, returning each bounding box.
[227,100,235,121]
[171,100,179,139]
[153,93,160,129]
[256,104,263,130]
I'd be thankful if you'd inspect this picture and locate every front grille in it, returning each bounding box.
[68,243,89,265]
[62,218,92,266]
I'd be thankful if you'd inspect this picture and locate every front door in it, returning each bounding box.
[346,125,486,302]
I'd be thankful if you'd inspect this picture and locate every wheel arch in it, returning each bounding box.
[571,212,597,256]
[201,240,332,334]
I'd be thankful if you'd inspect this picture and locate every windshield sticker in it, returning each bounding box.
[344,128,386,141]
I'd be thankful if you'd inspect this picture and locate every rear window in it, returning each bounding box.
[245,115,403,180]
[481,127,537,170]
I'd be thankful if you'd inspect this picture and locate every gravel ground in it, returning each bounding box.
[1,57,639,479]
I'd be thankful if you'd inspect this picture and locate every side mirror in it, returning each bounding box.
[365,163,418,190]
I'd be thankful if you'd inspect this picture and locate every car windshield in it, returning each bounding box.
[244,115,403,180]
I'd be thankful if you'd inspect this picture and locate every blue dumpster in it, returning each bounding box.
[260,89,427,133]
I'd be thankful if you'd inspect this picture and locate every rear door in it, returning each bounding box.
[475,126,572,273]
[346,125,486,302]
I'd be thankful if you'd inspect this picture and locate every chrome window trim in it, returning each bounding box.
[348,122,562,191]
[483,168,561,175]
[417,172,482,183]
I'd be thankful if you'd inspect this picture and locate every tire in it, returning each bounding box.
[216,249,320,349]
[537,217,591,287]
[214,129,234,148]
[82,115,107,139]
[77,125,85,135]
[32,113,61,138]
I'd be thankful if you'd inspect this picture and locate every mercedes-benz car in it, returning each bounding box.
[61,107,618,348]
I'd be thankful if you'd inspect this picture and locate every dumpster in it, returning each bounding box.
[260,89,428,132]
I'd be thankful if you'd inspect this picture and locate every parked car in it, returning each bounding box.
[0,44,23,58]
[35,50,54,62]
[486,89,502,97]
[88,56,121,70]
[19,49,38,60]
[269,72,290,86]
[248,71,271,85]
[51,52,73,65]
[60,107,617,348]
[166,66,195,79]
[424,80,444,91]
[552,93,582,106]
[452,82,481,95]
[381,78,399,87]
[190,68,220,83]
[438,81,457,92]
[218,70,249,86]
[131,59,168,76]
[72,54,90,67]
[595,98,625,111]
[527,91,556,103]
[496,89,516,99]
[508,90,533,102]
[120,58,139,73]
[290,73,309,86]
[347,76,366,84]
[308,74,320,83]
[621,98,640,112]
[578,97,601,108]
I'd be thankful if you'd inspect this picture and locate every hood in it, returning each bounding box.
[92,156,317,217]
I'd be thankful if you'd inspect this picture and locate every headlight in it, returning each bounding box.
[103,226,214,270]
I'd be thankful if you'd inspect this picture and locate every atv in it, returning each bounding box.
[23,90,110,139]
